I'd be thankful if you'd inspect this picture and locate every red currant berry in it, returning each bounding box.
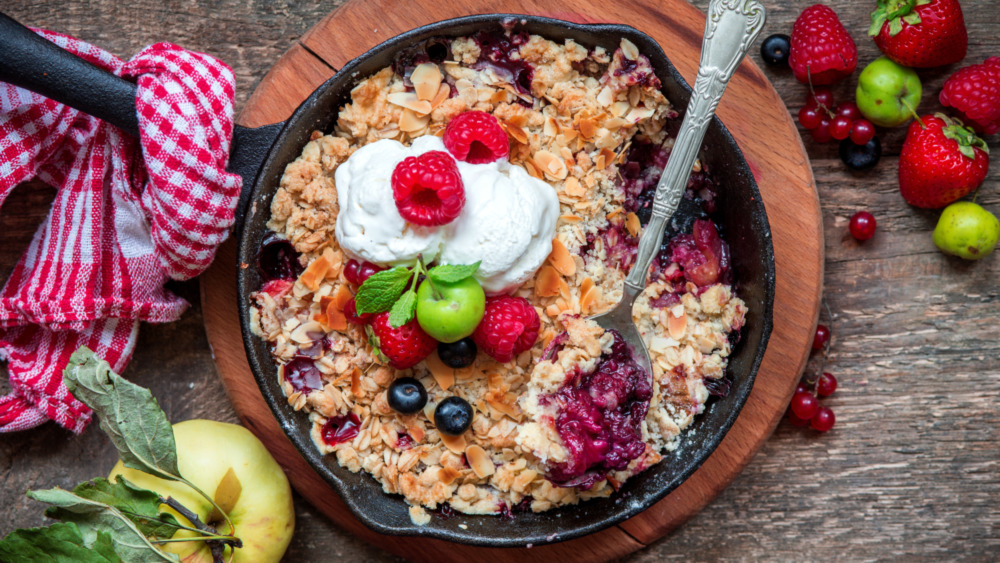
[788,410,811,427]
[795,382,810,395]
[357,262,386,284]
[811,117,833,143]
[790,391,820,420]
[344,298,373,325]
[809,87,834,111]
[849,119,876,145]
[849,211,877,241]
[344,259,362,285]
[813,324,830,351]
[811,407,836,432]
[798,106,823,130]
[835,102,861,121]
[817,372,838,397]
[829,116,853,141]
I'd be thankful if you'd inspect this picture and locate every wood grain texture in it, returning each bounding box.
[2,1,999,561]
[201,0,820,558]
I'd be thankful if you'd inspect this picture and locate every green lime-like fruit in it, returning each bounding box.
[856,56,921,128]
[415,276,485,343]
[932,202,1000,260]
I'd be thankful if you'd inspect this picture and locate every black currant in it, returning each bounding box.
[438,338,477,368]
[839,136,882,171]
[434,396,474,436]
[387,377,427,415]
[760,34,791,66]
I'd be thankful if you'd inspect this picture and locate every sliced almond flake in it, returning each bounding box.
[580,276,595,297]
[290,320,324,344]
[534,265,563,298]
[503,120,528,145]
[325,299,348,332]
[454,365,479,380]
[545,304,561,318]
[387,92,433,115]
[543,116,559,137]
[596,86,614,107]
[333,283,353,310]
[487,397,520,420]
[595,153,607,170]
[407,423,426,443]
[534,150,568,180]
[578,117,597,140]
[410,63,442,101]
[595,131,619,149]
[424,353,456,391]
[440,433,467,454]
[476,87,495,103]
[548,239,577,277]
[584,172,596,188]
[579,285,598,313]
[430,83,451,110]
[563,176,584,197]
[621,38,639,61]
[350,367,362,397]
[298,253,331,291]
[455,78,475,92]
[611,101,631,117]
[625,212,641,237]
[399,109,431,132]
[523,159,543,179]
[559,214,583,223]
[692,158,702,173]
[465,445,496,478]
[439,465,462,485]
[605,117,628,130]
[626,106,655,122]
[628,86,641,108]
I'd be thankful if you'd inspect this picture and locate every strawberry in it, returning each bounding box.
[898,114,990,209]
[368,312,436,369]
[789,5,858,85]
[939,57,1000,135]
[869,0,967,68]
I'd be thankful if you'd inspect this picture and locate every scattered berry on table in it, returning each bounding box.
[799,105,824,130]
[796,382,810,396]
[898,114,990,209]
[939,57,1000,135]
[869,0,968,69]
[787,410,811,427]
[760,33,791,66]
[811,117,834,143]
[829,116,853,141]
[849,119,876,145]
[391,150,466,226]
[344,297,373,325]
[817,372,838,397]
[810,406,836,432]
[791,390,820,420]
[472,295,541,363]
[443,110,510,164]
[813,324,830,351]
[370,312,437,369]
[789,4,858,85]
[835,102,861,121]
[438,338,478,368]
[434,396,474,436]
[809,87,835,110]
[840,137,882,171]
[849,211,878,241]
[387,377,428,415]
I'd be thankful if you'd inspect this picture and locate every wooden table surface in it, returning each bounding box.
[2,1,998,561]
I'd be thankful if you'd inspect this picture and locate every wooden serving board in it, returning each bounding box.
[200,0,823,560]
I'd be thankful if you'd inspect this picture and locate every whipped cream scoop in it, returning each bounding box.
[334,135,559,293]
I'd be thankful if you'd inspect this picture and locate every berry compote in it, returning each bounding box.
[282,355,323,394]
[321,413,362,446]
[257,232,303,282]
[471,30,534,97]
[546,330,652,489]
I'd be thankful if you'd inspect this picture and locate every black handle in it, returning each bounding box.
[0,12,140,137]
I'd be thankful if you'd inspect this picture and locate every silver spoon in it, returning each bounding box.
[591,0,766,377]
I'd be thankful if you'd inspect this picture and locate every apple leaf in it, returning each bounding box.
[63,347,181,484]
[27,487,178,562]
[427,261,481,284]
[388,290,417,328]
[206,467,242,524]
[354,266,413,314]
[67,478,181,539]
[0,523,122,563]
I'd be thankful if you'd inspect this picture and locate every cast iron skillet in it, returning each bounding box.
[0,12,774,547]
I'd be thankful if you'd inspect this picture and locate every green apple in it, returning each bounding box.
[109,420,294,563]
[933,202,1000,260]
[856,56,921,127]
[415,277,485,343]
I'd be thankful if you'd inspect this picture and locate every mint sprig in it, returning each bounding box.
[354,258,481,328]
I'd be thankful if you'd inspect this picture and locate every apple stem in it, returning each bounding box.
[160,495,243,562]
[902,99,923,128]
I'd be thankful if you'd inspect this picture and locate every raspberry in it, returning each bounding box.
[369,313,437,369]
[789,5,858,86]
[471,296,540,363]
[939,57,1000,135]
[391,151,465,227]
[443,111,509,164]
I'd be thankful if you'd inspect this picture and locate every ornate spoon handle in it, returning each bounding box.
[624,0,766,291]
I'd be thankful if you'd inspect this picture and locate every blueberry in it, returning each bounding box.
[760,34,791,66]
[434,396,474,436]
[839,137,882,171]
[387,377,427,415]
[438,338,477,368]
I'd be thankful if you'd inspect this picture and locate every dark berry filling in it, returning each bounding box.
[257,232,303,282]
[666,219,731,288]
[321,413,361,446]
[391,37,453,79]
[396,432,415,450]
[283,355,323,394]
[546,330,652,489]
[471,30,534,97]
[498,497,533,520]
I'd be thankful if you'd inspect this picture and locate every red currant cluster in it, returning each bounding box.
[786,323,838,432]
[798,88,876,145]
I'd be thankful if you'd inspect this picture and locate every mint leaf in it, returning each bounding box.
[0,523,122,563]
[67,478,180,539]
[28,488,177,562]
[389,290,417,328]
[427,261,481,284]
[355,266,412,314]
[63,348,180,484]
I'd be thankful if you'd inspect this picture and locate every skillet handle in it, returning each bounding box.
[0,12,139,137]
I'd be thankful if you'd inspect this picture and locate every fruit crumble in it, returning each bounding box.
[250,30,747,522]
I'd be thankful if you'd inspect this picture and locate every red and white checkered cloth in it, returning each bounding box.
[0,30,240,433]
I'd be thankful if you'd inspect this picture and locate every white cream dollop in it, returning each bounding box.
[334,135,559,293]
